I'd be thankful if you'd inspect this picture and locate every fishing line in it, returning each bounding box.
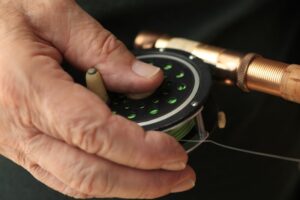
[180,138,300,165]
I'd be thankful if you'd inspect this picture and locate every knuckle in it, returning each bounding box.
[68,114,112,155]
[96,114,138,157]
[72,166,114,197]
[22,134,46,164]
[92,114,120,156]
[76,171,96,194]
[28,163,40,173]
[28,163,49,181]
[100,32,123,57]
[83,29,124,65]
[78,126,106,154]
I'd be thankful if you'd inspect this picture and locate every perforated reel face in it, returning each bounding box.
[108,49,212,151]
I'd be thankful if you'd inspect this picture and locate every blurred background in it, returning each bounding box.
[1,0,299,199]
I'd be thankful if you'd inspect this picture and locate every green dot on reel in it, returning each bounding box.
[168,97,177,105]
[127,113,136,120]
[153,99,160,104]
[164,64,173,70]
[177,83,187,91]
[176,71,185,78]
[139,105,145,109]
[149,108,159,115]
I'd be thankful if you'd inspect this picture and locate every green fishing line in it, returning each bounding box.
[167,119,196,140]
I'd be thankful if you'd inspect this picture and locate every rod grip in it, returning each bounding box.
[280,64,300,104]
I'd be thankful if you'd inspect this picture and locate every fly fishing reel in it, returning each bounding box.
[86,49,219,153]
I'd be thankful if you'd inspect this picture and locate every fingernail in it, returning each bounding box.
[171,179,195,193]
[162,162,186,171]
[132,61,161,78]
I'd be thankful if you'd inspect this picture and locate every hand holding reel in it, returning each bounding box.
[86,49,220,153]
[85,33,300,163]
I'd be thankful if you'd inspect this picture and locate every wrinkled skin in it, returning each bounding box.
[0,0,195,199]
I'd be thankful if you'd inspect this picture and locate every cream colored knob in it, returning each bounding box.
[86,68,109,103]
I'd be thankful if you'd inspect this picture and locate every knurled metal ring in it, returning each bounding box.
[237,53,260,92]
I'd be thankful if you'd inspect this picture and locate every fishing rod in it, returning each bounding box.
[135,31,300,104]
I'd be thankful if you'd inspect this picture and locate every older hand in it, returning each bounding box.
[0,0,195,199]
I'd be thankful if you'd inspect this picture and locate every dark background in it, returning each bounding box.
[1,0,299,199]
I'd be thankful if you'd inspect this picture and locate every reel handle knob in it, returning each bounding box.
[86,68,109,103]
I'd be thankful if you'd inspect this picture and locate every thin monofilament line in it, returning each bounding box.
[180,139,300,164]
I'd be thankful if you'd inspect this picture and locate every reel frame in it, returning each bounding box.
[86,48,219,153]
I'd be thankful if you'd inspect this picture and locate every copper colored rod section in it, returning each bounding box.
[135,31,300,104]
[246,57,288,96]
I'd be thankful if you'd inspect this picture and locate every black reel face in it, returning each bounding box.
[108,49,213,152]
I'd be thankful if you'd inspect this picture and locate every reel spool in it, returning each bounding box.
[87,49,219,153]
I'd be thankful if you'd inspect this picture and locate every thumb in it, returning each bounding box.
[27,1,163,93]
